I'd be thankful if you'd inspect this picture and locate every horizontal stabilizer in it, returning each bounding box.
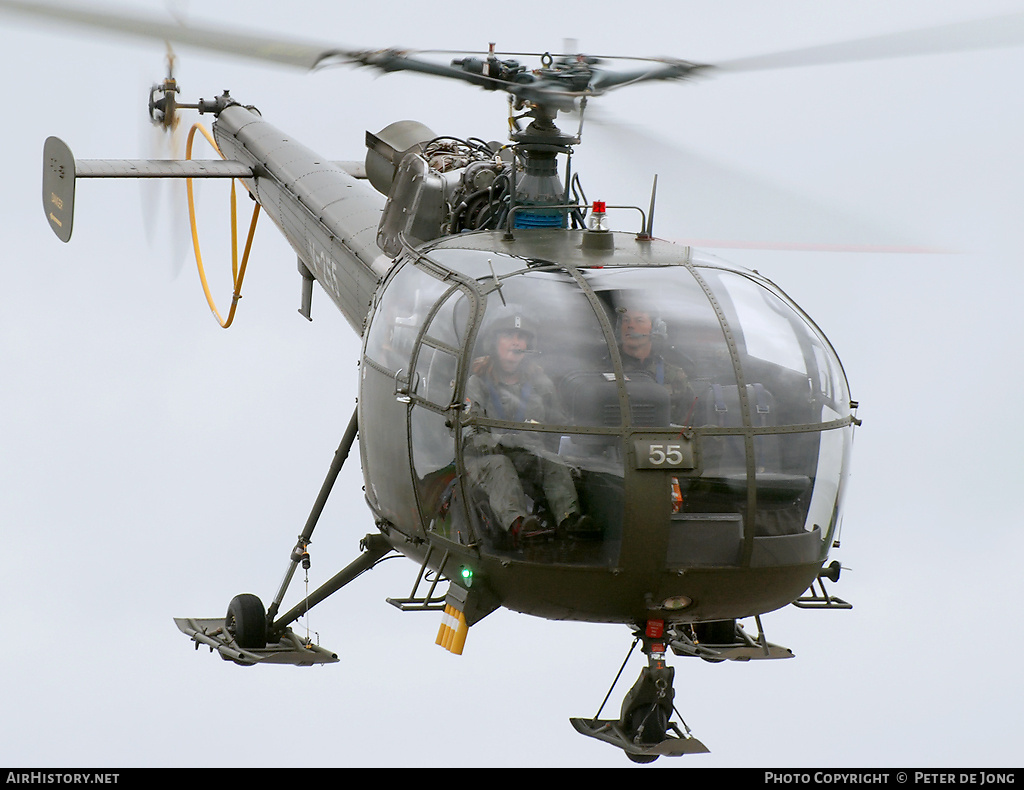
[332,160,366,179]
[42,136,368,243]
[42,135,254,242]
[174,616,339,666]
[74,159,254,178]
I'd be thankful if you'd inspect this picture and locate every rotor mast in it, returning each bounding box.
[507,102,581,229]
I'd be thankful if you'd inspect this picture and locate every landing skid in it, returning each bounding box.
[174,616,339,666]
[569,717,709,759]
[573,624,712,762]
[174,408,390,667]
[668,617,794,662]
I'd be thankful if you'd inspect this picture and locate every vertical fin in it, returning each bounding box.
[42,137,76,242]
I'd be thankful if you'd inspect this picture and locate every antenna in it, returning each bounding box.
[643,174,658,239]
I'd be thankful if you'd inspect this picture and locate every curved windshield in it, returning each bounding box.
[410,288,471,535]
[701,267,851,544]
[582,263,853,553]
[364,261,453,374]
[457,271,623,565]
[583,267,732,428]
[381,246,856,571]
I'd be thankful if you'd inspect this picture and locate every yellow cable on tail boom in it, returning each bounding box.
[185,123,261,328]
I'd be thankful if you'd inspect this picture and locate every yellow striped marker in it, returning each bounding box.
[435,604,468,655]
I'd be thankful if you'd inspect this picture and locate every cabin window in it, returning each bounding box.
[457,270,624,565]
[364,260,451,373]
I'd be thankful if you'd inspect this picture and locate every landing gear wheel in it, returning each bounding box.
[623,702,669,763]
[225,593,267,649]
[627,703,669,744]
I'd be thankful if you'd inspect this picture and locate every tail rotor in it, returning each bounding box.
[141,43,191,277]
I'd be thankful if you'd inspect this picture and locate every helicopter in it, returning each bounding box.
[6,1,1024,764]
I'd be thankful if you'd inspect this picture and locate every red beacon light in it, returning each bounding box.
[583,200,614,252]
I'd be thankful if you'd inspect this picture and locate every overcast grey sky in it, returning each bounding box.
[1,0,1022,768]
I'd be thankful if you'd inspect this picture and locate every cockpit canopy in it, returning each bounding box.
[359,231,856,574]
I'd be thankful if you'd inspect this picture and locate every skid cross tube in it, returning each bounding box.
[266,406,360,624]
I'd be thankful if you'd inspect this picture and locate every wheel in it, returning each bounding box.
[627,703,669,744]
[225,593,267,649]
[693,619,736,644]
[623,705,666,762]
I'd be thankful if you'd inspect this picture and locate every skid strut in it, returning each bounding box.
[176,406,394,664]
[266,406,360,629]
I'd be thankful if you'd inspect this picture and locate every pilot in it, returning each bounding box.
[464,310,591,547]
[618,305,697,425]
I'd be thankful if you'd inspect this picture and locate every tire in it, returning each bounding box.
[627,703,669,744]
[626,705,663,762]
[225,593,267,649]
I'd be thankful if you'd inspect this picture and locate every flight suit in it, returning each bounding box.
[463,356,580,532]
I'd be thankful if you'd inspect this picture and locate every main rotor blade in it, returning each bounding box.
[589,60,706,92]
[0,0,346,69]
[712,12,1024,73]
[6,1,1023,110]
[582,112,940,252]
[0,0,694,103]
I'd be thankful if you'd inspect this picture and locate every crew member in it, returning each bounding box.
[464,311,590,547]
[618,306,696,425]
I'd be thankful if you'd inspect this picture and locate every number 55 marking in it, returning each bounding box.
[635,438,693,469]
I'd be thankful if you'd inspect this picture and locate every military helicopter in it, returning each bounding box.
[8,0,1023,763]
